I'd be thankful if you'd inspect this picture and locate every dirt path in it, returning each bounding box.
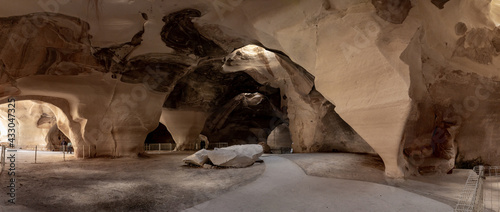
[281,153,470,208]
[184,156,453,212]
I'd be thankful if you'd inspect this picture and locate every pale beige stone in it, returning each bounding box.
[160,109,209,151]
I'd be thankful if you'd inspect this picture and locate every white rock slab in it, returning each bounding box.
[207,144,264,168]
[182,149,209,167]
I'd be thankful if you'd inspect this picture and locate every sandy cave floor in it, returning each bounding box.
[0,150,472,211]
[0,150,265,212]
[280,153,387,184]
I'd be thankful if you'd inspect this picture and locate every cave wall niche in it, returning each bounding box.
[46,124,71,151]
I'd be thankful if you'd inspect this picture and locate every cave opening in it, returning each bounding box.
[201,92,285,148]
[144,122,176,151]
[46,124,71,151]
[0,100,56,150]
[145,123,174,144]
[0,98,79,155]
[162,52,285,151]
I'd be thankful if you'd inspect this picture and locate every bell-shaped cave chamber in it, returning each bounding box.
[160,43,376,157]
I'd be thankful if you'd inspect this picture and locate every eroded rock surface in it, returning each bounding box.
[183,144,263,168]
[222,45,374,154]
[202,92,283,146]
[161,9,225,57]
[267,124,292,150]
[372,0,412,24]
[431,0,450,9]
[0,13,102,84]
[454,28,500,65]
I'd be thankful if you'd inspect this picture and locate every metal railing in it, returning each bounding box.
[16,145,48,151]
[270,147,292,154]
[144,143,176,151]
[144,142,230,151]
[208,142,228,149]
[455,166,500,212]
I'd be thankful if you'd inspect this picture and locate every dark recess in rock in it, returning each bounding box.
[46,125,70,151]
[120,53,194,92]
[161,9,226,57]
[141,12,148,20]
[164,59,281,111]
[455,22,467,36]
[163,57,283,146]
[493,28,500,53]
[454,28,498,64]
[145,123,175,144]
[319,101,375,153]
[371,0,412,24]
[202,93,284,145]
[431,0,450,9]
[93,13,146,71]
[37,113,56,127]
[493,38,500,53]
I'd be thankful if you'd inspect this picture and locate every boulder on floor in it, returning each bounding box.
[258,142,271,153]
[183,144,264,168]
[182,149,209,166]
[207,144,263,168]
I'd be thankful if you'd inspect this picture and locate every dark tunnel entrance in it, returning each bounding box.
[144,123,176,151]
